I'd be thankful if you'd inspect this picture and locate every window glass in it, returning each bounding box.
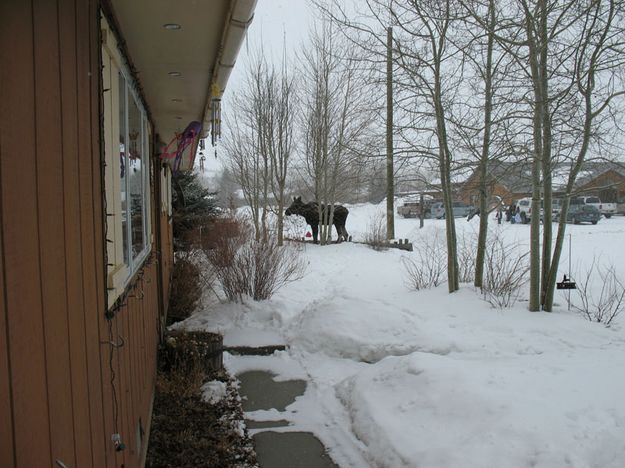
[128,91,145,260]
[118,72,129,266]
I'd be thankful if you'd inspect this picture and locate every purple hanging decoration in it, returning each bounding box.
[160,120,202,172]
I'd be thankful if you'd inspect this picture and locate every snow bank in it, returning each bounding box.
[338,347,625,467]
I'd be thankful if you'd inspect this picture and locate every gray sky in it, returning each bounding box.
[200,0,314,177]
[226,0,314,100]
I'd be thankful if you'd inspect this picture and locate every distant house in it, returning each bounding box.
[1,1,256,467]
[460,160,625,206]
[574,162,625,202]
[459,161,534,205]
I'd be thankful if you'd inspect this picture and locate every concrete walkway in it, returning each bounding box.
[237,370,339,468]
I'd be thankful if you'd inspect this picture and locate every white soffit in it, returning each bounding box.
[109,0,255,167]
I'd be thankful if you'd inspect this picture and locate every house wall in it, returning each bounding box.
[0,1,171,466]
[459,176,515,206]
[577,170,625,202]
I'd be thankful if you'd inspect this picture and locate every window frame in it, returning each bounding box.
[102,15,152,304]
[120,77,151,268]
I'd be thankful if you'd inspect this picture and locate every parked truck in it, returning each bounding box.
[579,196,616,218]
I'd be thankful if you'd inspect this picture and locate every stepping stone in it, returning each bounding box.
[237,370,338,466]
[225,345,286,356]
[237,370,306,412]
[253,431,339,468]
[246,419,290,429]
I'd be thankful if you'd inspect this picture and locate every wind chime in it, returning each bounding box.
[199,138,206,172]
[210,83,222,158]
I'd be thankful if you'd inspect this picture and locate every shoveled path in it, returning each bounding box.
[234,352,339,468]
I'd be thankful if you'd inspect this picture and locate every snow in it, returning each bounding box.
[180,202,625,467]
[201,380,228,404]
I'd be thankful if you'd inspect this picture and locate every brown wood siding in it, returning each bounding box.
[1,1,164,466]
[0,173,15,468]
[0,2,52,466]
[33,0,80,465]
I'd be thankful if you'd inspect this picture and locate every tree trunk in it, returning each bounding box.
[539,3,552,309]
[474,0,495,289]
[526,3,545,312]
[386,26,395,240]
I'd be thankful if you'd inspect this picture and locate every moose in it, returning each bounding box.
[285,197,349,243]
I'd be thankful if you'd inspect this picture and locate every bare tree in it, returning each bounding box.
[223,114,267,241]
[455,0,518,288]
[299,20,376,244]
[264,58,296,245]
[315,0,625,307]
[389,0,466,292]
[466,0,625,311]
[224,51,297,244]
[541,0,625,310]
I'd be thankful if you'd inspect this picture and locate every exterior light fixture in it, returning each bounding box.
[168,71,182,77]
[163,23,181,30]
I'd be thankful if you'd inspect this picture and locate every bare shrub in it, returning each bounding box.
[236,240,306,301]
[482,233,529,308]
[401,229,446,290]
[364,211,388,251]
[168,250,203,325]
[202,215,306,302]
[457,231,477,283]
[572,258,625,326]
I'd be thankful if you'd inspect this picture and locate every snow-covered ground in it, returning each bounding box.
[179,202,625,467]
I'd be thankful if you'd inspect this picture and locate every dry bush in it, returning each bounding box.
[482,233,529,308]
[401,229,446,290]
[168,250,203,325]
[457,231,477,283]
[201,215,306,302]
[572,258,625,326]
[364,211,388,251]
[236,240,306,301]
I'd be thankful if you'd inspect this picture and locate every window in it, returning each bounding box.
[102,16,152,303]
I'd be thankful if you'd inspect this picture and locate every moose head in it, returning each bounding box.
[285,196,305,216]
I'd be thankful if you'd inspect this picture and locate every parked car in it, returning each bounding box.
[551,198,563,216]
[579,196,616,218]
[397,201,422,218]
[555,203,600,224]
[430,201,475,219]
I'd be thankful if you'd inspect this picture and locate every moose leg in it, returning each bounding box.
[335,223,343,242]
[341,225,349,242]
[311,224,319,244]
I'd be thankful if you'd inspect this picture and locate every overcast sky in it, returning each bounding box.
[226,0,314,101]
[200,0,314,176]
